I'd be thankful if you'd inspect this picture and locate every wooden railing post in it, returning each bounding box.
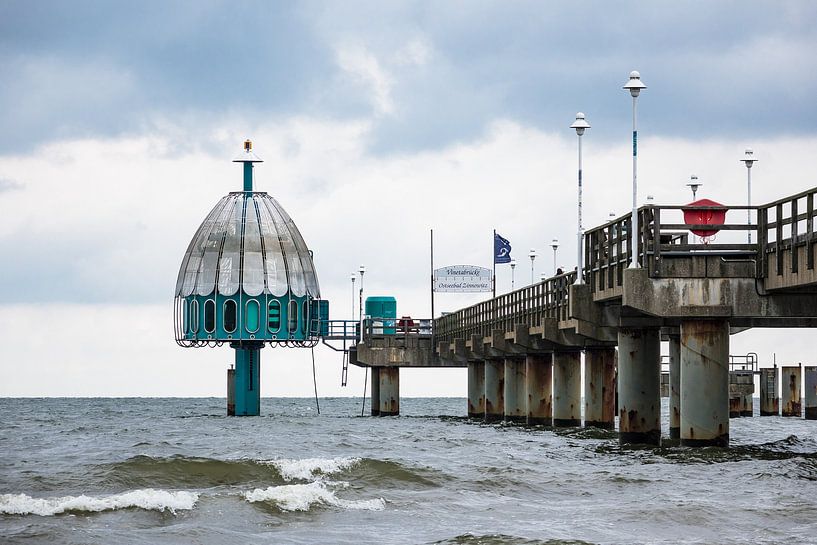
[792,197,799,274]
[653,207,662,277]
[776,202,784,276]
[808,191,815,271]
[757,206,767,279]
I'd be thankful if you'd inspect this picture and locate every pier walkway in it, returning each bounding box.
[351,187,817,445]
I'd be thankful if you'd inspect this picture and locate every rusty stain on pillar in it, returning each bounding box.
[484,359,505,422]
[584,347,616,429]
[504,358,527,423]
[617,327,661,445]
[370,367,381,416]
[378,366,399,416]
[467,361,486,419]
[781,365,802,417]
[526,353,553,426]
[668,334,681,439]
[759,367,779,416]
[553,351,581,427]
[805,366,817,420]
[680,320,729,447]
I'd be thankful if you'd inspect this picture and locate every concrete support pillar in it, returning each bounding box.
[378,366,399,416]
[680,320,729,447]
[584,347,616,429]
[617,328,661,445]
[742,391,754,417]
[233,345,261,416]
[729,371,754,418]
[527,353,552,426]
[782,365,802,417]
[668,335,681,439]
[759,367,779,416]
[805,366,817,420]
[370,367,381,416]
[504,358,527,422]
[467,361,485,419]
[553,351,581,427]
[227,367,236,416]
[484,359,504,422]
[737,372,754,417]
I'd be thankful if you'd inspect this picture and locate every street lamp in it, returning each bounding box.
[350,273,356,320]
[570,112,591,284]
[687,175,702,200]
[540,273,548,282]
[623,70,646,268]
[741,148,758,243]
[510,258,517,291]
[528,249,537,284]
[551,238,559,275]
[358,265,366,342]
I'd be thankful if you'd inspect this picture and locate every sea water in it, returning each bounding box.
[1,397,816,544]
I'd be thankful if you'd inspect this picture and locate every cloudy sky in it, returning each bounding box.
[2,1,816,398]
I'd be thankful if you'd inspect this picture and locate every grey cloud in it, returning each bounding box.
[1,1,817,155]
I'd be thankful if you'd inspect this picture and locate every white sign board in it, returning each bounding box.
[433,265,492,293]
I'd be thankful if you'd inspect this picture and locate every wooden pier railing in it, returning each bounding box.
[433,271,576,345]
[430,186,817,346]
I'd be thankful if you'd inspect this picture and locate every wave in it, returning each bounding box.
[97,455,287,488]
[0,489,198,516]
[431,534,598,545]
[259,456,361,481]
[98,455,440,489]
[243,481,384,512]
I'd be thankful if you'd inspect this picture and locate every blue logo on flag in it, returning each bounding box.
[494,233,512,264]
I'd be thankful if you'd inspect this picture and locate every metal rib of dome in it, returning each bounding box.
[175,191,320,300]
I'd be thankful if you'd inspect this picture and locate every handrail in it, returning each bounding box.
[433,271,577,345]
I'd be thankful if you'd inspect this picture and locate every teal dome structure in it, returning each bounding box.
[173,141,327,415]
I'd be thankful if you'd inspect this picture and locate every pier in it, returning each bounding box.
[351,187,817,446]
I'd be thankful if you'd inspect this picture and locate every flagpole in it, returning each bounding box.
[430,228,435,320]
[492,229,496,298]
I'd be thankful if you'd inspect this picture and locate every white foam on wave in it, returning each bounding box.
[0,489,199,516]
[243,481,385,512]
[261,456,361,481]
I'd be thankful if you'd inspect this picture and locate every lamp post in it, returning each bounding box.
[571,112,590,283]
[540,273,548,282]
[687,175,702,200]
[741,148,758,243]
[358,265,366,342]
[623,70,646,268]
[528,249,537,284]
[510,258,517,291]
[551,239,559,275]
[350,273,356,320]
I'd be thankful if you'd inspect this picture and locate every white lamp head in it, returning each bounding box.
[741,148,758,169]
[623,70,647,97]
[551,238,559,250]
[570,112,591,136]
[359,264,366,275]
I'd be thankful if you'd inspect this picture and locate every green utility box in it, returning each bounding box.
[365,296,397,335]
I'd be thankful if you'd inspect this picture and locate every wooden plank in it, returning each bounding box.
[653,207,661,276]
[792,197,799,274]
[757,207,767,278]
[809,192,815,271]
[776,202,784,276]
[660,223,762,231]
